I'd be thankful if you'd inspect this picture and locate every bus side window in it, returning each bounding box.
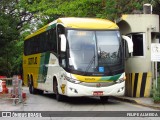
[47,28,57,53]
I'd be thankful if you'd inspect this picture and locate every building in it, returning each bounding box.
[117,4,160,97]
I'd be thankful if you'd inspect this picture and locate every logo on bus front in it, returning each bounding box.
[96,83,101,87]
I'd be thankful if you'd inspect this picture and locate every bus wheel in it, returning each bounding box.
[27,75,30,87]
[37,89,43,95]
[53,80,63,101]
[100,96,109,103]
[29,77,36,94]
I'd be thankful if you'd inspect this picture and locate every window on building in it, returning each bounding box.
[132,33,144,56]
[125,33,144,57]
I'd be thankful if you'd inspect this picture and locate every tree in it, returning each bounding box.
[153,0,160,15]
[0,0,23,76]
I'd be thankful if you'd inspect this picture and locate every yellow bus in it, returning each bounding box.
[23,17,133,101]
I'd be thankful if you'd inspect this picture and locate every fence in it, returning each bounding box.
[1,78,12,86]
[0,75,23,105]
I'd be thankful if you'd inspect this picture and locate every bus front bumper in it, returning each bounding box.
[66,81,125,97]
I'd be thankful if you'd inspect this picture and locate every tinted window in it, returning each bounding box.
[24,28,57,55]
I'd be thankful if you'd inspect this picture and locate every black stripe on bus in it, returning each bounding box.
[140,73,147,97]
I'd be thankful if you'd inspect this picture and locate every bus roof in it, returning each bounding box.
[25,17,119,40]
[57,17,118,29]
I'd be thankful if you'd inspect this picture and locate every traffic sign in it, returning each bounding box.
[151,43,160,62]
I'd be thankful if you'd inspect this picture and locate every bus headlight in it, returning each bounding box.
[116,78,125,83]
[65,76,81,84]
[116,76,126,83]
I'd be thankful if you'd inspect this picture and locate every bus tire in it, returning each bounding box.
[29,76,36,94]
[27,75,30,87]
[53,79,63,101]
[100,96,109,103]
[37,89,43,95]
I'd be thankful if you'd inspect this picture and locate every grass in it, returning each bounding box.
[152,77,160,103]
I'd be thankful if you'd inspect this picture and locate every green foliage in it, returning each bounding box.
[153,0,160,17]
[17,0,154,25]
[152,77,160,103]
[56,0,103,17]
[0,1,21,77]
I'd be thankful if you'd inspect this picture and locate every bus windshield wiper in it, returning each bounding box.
[83,55,96,76]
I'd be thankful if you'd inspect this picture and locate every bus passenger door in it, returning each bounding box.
[56,24,67,90]
[57,25,67,68]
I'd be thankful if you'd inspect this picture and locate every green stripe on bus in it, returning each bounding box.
[38,52,50,83]
[47,23,56,30]
[100,74,121,81]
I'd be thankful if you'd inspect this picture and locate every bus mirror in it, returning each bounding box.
[60,34,66,52]
[122,35,133,53]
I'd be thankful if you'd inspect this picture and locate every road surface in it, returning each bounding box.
[0,87,159,120]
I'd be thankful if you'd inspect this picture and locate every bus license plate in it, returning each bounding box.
[93,91,103,96]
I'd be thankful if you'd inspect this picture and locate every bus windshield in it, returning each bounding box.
[67,30,123,76]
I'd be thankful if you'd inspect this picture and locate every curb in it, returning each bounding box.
[111,96,160,110]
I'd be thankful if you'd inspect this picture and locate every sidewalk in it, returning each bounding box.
[112,96,160,110]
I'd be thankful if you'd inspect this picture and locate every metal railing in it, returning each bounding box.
[0,76,23,105]
[0,78,12,86]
